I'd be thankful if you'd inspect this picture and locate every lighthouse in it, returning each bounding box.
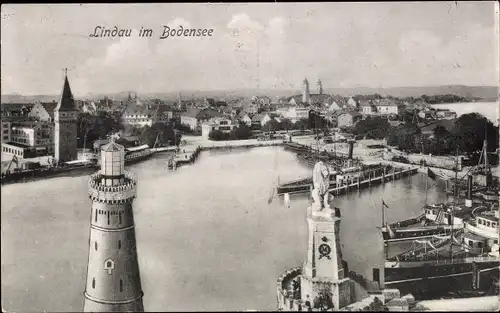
[83,140,144,312]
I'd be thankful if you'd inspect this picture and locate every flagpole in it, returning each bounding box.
[381,200,385,228]
[425,173,428,206]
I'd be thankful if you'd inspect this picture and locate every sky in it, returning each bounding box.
[1,2,499,96]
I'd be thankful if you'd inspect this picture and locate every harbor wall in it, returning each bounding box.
[383,150,463,170]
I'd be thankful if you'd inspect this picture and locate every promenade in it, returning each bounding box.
[178,135,283,151]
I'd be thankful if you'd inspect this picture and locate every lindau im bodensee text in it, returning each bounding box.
[89,25,214,38]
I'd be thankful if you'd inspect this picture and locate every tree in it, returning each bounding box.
[453,113,499,156]
[262,118,280,133]
[280,118,293,133]
[231,124,252,140]
[293,118,309,130]
[208,130,228,141]
[352,116,390,139]
[139,122,181,147]
[76,112,124,148]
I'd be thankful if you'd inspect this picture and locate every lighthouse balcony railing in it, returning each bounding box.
[276,267,302,311]
[88,172,137,201]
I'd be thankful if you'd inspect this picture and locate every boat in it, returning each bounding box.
[283,142,311,153]
[380,203,477,243]
[380,151,489,244]
[124,144,153,165]
[382,202,500,300]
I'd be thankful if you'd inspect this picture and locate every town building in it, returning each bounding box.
[337,112,363,128]
[122,104,173,128]
[237,112,252,127]
[53,71,78,163]
[251,113,281,129]
[285,107,310,123]
[83,141,144,312]
[435,109,457,120]
[180,108,222,132]
[201,117,238,138]
[1,120,12,144]
[1,120,54,159]
[28,101,58,122]
[359,100,377,115]
[374,100,405,116]
[346,97,357,110]
[81,100,98,114]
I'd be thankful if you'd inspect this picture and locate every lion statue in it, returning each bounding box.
[311,161,332,211]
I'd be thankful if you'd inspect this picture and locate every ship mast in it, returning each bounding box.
[450,146,459,261]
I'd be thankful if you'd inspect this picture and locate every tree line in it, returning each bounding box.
[387,113,499,158]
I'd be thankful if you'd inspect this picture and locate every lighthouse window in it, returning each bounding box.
[107,261,112,268]
[119,212,122,224]
[107,212,110,225]
[120,279,123,292]
[486,222,491,227]
[118,240,121,249]
[95,241,98,250]
[478,219,482,225]
[92,278,95,289]
[95,210,97,222]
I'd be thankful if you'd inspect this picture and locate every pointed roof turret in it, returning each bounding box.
[55,69,75,112]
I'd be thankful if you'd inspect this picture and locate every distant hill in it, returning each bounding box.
[322,85,499,100]
[2,85,498,103]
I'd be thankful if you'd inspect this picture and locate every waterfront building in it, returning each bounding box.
[201,117,238,138]
[1,120,54,159]
[54,71,78,163]
[83,140,144,312]
[180,108,222,132]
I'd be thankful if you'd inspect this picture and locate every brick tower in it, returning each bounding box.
[54,69,78,163]
[83,140,144,312]
[300,206,351,310]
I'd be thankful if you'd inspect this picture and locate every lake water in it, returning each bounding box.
[431,101,499,125]
[1,147,449,311]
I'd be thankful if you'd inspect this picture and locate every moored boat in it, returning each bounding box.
[381,203,500,300]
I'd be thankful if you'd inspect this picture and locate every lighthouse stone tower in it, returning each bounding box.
[83,140,144,312]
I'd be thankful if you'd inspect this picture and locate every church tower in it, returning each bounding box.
[302,78,311,104]
[83,140,144,312]
[300,206,351,310]
[54,69,78,163]
[317,79,323,95]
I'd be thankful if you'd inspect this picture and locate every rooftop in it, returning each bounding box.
[101,141,124,152]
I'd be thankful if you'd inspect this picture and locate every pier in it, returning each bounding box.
[168,146,202,170]
[277,164,419,195]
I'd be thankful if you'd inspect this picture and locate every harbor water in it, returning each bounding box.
[2,147,450,311]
